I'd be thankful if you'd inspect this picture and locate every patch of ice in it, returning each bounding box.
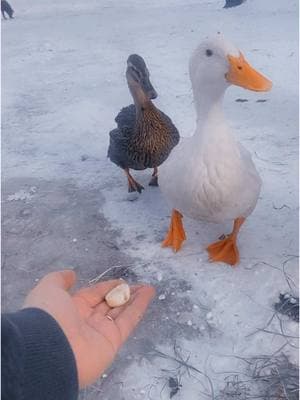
[206,312,213,320]
[7,189,35,201]
[157,271,163,281]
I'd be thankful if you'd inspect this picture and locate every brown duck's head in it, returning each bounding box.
[126,54,158,102]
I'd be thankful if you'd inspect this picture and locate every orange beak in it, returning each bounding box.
[226,53,272,92]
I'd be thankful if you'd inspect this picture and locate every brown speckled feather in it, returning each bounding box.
[108,102,179,170]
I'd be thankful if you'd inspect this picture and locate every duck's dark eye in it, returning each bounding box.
[238,66,242,70]
[206,49,213,57]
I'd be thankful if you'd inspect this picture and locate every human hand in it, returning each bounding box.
[23,270,155,388]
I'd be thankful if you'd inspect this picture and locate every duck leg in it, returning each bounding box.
[149,166,158,186]
[206,217,245,266]
[162,209,186,252]
[124,168,144,193]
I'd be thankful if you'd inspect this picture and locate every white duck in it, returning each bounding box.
[159,34,272,266]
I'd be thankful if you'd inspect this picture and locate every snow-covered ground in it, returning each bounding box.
[2,0,299,399]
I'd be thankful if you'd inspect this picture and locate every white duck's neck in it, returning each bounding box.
[193,82,227,128]
[191,81,240,160]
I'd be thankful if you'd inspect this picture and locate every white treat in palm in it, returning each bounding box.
[105,283,130,307]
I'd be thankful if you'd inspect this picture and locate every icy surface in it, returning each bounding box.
[2,0,298,399]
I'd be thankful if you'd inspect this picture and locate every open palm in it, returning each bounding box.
[23,270,155,388]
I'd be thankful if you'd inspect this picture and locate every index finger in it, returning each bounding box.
[38,270,77,290]
[73,279,123,307]
[115,285,155,342]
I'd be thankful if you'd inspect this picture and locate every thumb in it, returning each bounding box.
[38,270,77,291]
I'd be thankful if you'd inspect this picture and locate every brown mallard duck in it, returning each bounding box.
[107,54,180,193]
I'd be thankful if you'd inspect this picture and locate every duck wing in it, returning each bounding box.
[107,105,136,168]
[115,104,136,131]
[107,125,133,168]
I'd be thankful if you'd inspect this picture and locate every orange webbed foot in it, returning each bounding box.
[207,236,239,266]
[206,217,245,266]
[162,209,186,252]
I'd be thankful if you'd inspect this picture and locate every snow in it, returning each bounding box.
[2,0,298,399]
[6,186,37,201]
